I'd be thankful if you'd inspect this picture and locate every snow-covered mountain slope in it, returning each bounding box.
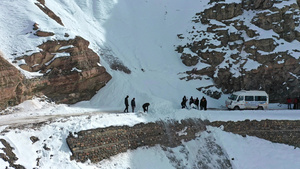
[1,0,300,169]
[1,0,300,110]
[0,0,225,110]
[57,0,223,109]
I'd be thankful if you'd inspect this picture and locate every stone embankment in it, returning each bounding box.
[211,119,300,148]
[67,119,207,163]
[67,119,300,164]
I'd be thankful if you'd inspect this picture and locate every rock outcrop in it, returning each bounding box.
[0,139,25,168]
[18,36,111,104]
[35,0,64,26]
[0,54,28,110]
[177,0,300,102]
[0,0,112,109]
[0,36,111,109]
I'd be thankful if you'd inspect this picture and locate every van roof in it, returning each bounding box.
[233,90,268,95]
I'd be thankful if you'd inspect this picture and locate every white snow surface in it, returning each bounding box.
[0,0,300,168]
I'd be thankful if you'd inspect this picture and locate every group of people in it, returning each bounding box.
[287,97,300,109]
[124,95,208,113]
[181,96,207,110]
[124,95,150,113]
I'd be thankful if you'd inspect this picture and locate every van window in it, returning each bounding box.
[245,96,254,101]
[238,96,244,101]
[255,96,267,101]
[229,94,238,100]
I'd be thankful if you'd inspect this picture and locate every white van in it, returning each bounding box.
[225,90,269,110]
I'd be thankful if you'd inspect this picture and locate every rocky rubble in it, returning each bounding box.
[177,0,300,102]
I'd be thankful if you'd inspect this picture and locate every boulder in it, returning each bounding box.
[34,30,55,37]
[180,53,199,66]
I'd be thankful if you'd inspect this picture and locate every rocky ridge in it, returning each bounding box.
[177,0,300,102]
[0,54,26,110]
[17,35,111,104]
[0,1,111,109]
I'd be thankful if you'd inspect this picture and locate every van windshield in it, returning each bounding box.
[228,94,238,100]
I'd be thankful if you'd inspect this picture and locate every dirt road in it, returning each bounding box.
[0,110,120,128]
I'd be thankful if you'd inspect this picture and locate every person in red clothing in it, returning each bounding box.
[294,97,298,109]
[287,97,292,109]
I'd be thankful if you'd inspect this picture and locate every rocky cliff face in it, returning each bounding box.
[0,54,27,109]
[0,35,111,109]
[18,36,112,104]
[0,1,111,109]
[177,0,300,102]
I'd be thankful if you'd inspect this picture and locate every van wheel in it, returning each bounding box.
[257,106,264,110]
[234,106,240,110]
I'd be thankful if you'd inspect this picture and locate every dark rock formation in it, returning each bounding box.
[0,0,112,110]
[177,0,300,103]
[0,54,28,110]
[18,36,112,104]
[242,0,274,10]
[35,0,64,26]
[0,36,111,109]
[0,139,25,168]
[34,30,55,37]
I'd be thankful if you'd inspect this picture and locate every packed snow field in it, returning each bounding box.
[1,0,300,168]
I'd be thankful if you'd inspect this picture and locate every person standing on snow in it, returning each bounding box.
[294,97,298,109]
[124,95,129,112]
[195,97,199,109]
[200,97,207,110]
[181,96,187,109]
[142,103,150,112]
[287,97,292,109]
[131,98,136,112]
[189,96,194,108]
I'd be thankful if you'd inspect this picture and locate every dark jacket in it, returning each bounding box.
[131,99,136,107]
[125,96,129,106]
[189,97,194,105]
[143,103,150,108]
[200,97,207,107]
